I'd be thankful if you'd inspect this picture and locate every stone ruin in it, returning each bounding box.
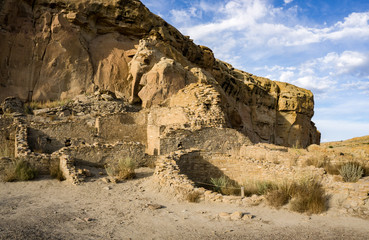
[0,0,367,217]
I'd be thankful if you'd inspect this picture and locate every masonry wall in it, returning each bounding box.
[0,117,16,158]
[65,142,146,167]
[177,150,324,186]
[28,120,96,152]
[98,112,148,145]
[159,128,251,155]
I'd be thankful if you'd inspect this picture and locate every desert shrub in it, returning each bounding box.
[265,181,293,208]
[305,155,340,175]
[242,180,277,196]
[0,145,14,158]
[210,176,240,196]
[363,164,369,177]
[266,189,290,208]
[49,161,65,181]
[339,162,364,182]
[186,191,201,203]
[289,177,326,214]
[105,158,136,181]
[2,159,38,182]
[25,99,71,110]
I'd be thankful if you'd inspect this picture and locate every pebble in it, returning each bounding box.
[219,212,231,220]
[230,211,243,220]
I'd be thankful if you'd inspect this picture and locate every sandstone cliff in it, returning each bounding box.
[0,0,320,147]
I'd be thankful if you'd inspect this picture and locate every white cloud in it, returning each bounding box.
[342,81,369,94]
[284,0,293,4]
[170,8,197,24]
[279,71,294,82]
[179,1,369,52]
[319,51,369,75]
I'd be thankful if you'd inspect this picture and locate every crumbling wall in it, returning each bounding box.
[176,149,324,186]
[98,112,148,145]
[64,141,146,167]
[158,128,251,156]
[155,148,369,217]
[0,116,15,158]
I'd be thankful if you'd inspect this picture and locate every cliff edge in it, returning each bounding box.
[0,0,320,147]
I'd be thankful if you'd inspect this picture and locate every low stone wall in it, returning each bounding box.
[0,116,16,158]
[324,176,369,216]
[177,149,324,186]
[11,116,151,183]
[154,149,369,217]
[64,141,147,167]
[154,150,263,206]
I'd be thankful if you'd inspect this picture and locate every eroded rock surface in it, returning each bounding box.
[0,0,320,147]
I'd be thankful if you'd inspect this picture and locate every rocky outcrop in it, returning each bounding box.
[0,0,320,147]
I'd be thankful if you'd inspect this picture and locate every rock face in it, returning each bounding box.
[0,0,320,147]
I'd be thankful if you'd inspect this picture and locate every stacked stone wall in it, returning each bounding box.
[155,149,369,217]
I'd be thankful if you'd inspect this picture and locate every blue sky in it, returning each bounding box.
[141,0,369,142]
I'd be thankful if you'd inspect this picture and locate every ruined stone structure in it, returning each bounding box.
[0,0,320,147]
[2,0,367,219]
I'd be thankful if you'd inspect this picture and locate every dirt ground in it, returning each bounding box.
[0,168,368,240]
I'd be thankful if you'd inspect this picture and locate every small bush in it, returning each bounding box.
[49,161,65,181]
[105,158,136,181]
[2,159,38,182]
[339,162,364,182]
[186,191,201,203]
[210,176,240,196]
[289,178,326,214]
[0,145,14,158]
[266,189,290,208]
[25,99,72,110]
[242,180,277,196]
[305,155,340,175]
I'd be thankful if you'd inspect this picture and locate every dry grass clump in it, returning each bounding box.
[242,180,277,196]
[304,155,340,175]
[2,159,38,182]
[0,145,14,158]
[49,161,65,181]
[289,177,326,214]
[263,178,327,214]
[210,176,240,196]
[105,158,136,181]
[25,99,71,110]
[339,162,364,182]
[265,182,291,208]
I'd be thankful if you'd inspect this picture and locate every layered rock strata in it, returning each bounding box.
[0,0,320,147]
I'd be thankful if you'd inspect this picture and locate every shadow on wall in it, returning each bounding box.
[27,128,64,154]
[176,151,238,190]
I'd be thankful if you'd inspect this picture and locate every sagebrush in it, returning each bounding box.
[289,177,326,214]
[105,158,136,181]
[242,180,277,196]
[210,176,240,196]
[339,162,364,182]
[0,145,14,158]
[2,159,38,182]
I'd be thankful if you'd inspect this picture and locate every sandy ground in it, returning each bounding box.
[0,168,368,240]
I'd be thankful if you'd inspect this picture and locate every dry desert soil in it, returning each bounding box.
[1,167,368,240]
